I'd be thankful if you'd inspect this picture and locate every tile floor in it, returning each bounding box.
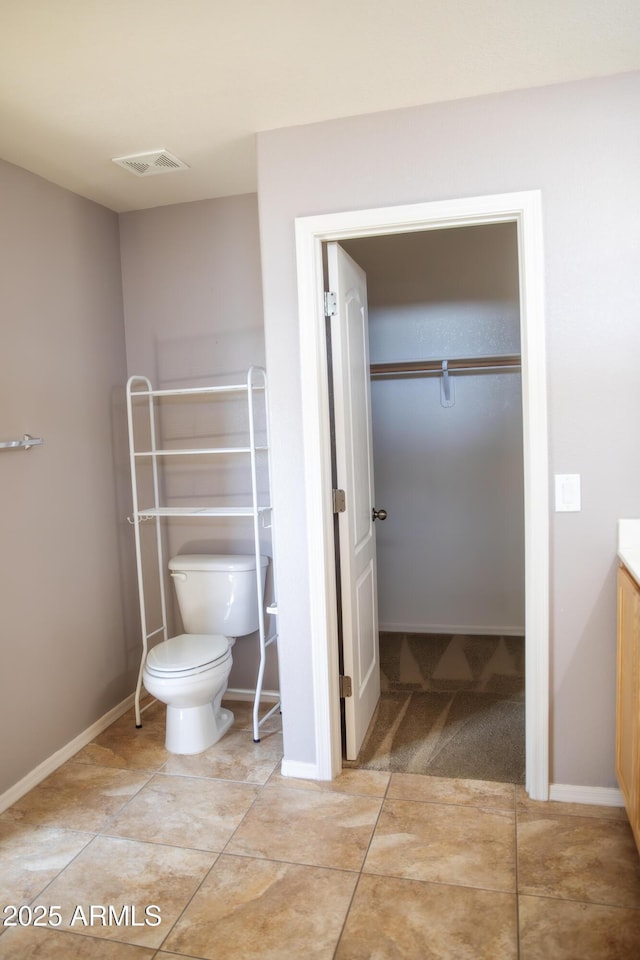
[1,699,640,958]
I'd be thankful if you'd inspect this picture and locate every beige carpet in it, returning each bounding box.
[346,633,525,784]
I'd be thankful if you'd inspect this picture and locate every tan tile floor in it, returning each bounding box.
[1,699,640,958]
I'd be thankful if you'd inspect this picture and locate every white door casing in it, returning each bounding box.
[294,191,549,800]
[327,242,381,759]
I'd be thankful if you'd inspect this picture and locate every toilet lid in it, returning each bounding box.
[145,634,230,676]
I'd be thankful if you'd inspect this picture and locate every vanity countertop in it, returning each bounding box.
[617,519,640,585]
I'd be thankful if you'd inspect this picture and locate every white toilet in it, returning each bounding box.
[142,553,268,755]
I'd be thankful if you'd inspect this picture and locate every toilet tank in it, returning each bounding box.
[168,554,268,637]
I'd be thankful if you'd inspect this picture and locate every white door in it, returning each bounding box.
[327,242,381,759]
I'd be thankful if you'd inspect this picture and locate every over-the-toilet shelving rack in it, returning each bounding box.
[126,365,278,743]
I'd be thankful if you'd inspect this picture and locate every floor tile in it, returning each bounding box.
[388,772,515,810]
[335,874,517,959]
[162,854,357,960]
[364,798,516,892]
[518,894,640,958]
[226,699,283,736]
[6,650,640,960]
[73,702,169,772]
[225,784,382,870]
[271,767,390,797]
[162,728,283,784]
[32,835,215,948]
[0,927,155,959]
[0,763,151,832]
[517,811,640,908]
[104,774,258,851]
[0,822,93,905]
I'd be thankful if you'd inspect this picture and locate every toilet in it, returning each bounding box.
[142,553,268,755]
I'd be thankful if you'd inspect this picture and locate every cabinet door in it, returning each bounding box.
[617,564,640,850]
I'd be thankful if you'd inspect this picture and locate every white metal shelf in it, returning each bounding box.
[133,445,268,457]
[126,365,278,744]
[130,383,257,398]
[134,505,271,518]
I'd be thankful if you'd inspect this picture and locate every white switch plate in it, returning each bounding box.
[555,474,581,512]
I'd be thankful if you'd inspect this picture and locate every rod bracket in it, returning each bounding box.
[440,361,455,408]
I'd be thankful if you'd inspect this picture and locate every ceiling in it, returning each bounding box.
[1,1,639,213]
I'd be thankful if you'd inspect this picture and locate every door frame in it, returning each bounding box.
[294,191,549,800]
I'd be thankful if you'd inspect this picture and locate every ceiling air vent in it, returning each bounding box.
[112,150,189,177]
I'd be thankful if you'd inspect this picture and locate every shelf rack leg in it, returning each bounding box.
[126,375,169,729]
[247,365,280,743]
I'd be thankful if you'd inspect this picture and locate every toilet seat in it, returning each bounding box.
[145,634,230,679]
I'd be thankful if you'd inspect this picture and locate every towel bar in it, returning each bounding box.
[0,434,44,451]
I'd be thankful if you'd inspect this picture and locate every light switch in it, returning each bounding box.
[555,474,581,512]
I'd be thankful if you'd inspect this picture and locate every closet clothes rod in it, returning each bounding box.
[370,354,521,379]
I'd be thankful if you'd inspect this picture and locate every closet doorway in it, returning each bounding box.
[294,191,549,800]
[336,222,525,783]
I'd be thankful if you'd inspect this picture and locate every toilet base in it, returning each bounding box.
[165,703,234,755]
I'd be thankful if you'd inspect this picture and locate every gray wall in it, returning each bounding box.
[0,158,131,795]
[119,194,277,692]
[343,225,524,635]
[256,72,640,788]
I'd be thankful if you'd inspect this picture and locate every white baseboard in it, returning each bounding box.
[0,693,136,815]
[380,623,525,637]
[549,783,625,807]
[275,770,627,803]
[280,759,326,781]
[3,691,622,816]
[0,687,281,815]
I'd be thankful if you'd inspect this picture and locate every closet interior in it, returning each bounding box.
[341,222,526,783]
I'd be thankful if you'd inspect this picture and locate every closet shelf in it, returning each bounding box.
[126,366,278,744]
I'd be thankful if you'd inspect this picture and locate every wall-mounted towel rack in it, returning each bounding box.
[0,434,44,451]
[370,354,521,379]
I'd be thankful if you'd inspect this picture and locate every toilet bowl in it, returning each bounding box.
[142,553,267,755]
[142,633,234,754]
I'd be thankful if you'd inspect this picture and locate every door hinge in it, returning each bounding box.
[332,488,346,513]
[324,291,337,317]
[339,675,353,698]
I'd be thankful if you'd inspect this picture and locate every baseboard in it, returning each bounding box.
[275,772,626,802]
[0,693,136,815]
[7,692,619,814]
[549,783,625,807]
[380,623,525,637]
[280,759,325,781]
[225,687,280,704]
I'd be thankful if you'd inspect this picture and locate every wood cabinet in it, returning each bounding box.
[617,563,640,852]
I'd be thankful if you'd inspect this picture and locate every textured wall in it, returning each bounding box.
[257,72,640,787]
[0,159,130,795]
[119,194,277,692]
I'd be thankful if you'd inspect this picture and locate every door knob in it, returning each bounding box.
[372,507,387,521]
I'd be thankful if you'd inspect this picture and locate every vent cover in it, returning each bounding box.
[112,149,189,177]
